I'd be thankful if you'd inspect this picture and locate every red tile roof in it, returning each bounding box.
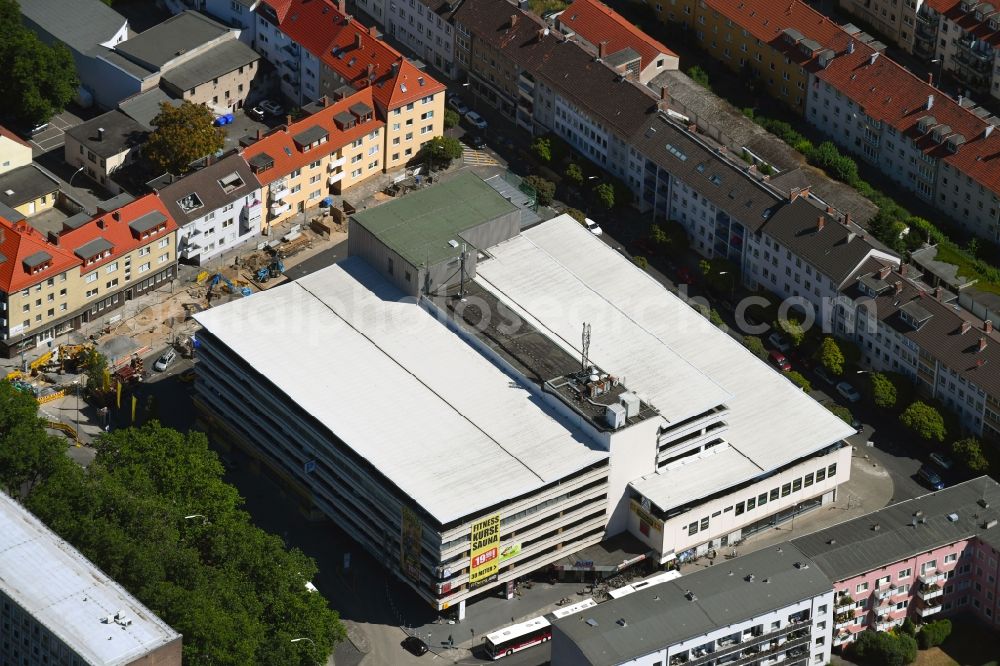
[265,0,446,110]
[0,216,79,293]
[58,194,178,272]
[0,125,31,149]
[926,0,1000,47]
[559,0,675,68]
[240,88,384,184]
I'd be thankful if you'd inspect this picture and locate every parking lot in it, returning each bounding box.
[29,109,84,155]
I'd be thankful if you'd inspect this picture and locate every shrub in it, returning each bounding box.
[786,371,811,392]
[687,65,710,88]
[850,630,917,666]
[827,403,853,425]
[443,108,460,129]
[742,335,767,360]
[633,256,649,269]
[818,337,845,376]
[594,182,615,209]
[917,619,952,649]
[531,136,552,163]
[523,175,555,206]
[709,309,726,329]
[565,162,584,185]
[565,207,585,223]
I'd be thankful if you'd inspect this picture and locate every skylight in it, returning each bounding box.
[665,143,687,161]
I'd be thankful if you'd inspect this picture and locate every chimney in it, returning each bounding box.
[897,261,907,275]
[355,33,362,49]
[96,218,105,229]
[390,61,399,77]
[368,24,379,39]
[657,86,668,112]
[598,40,608,59]
[817,216,825,231]
[335,0,345,12]
[879,265,891,280]
[97,127,105,142]
[111,211,120,221]
[510,13,517,29]
[285,114,292,127]
[986,320,994,334]
[986,125,995,139]
[927,94,935,110]
[320,95,329,108]
[868,51,879,65]
[789,187,801,202]
[847,41,855,54]
[928,72,933,86]
[979,337,988,352]
[894,281,903,295]
[256,127,262,140]
[826,205,834,214]
[962,320,972,334]
[844,212,852,226]
[935,286,944,300]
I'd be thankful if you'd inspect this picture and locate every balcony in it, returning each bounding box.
[834,610,856,627]
[874,587,894,601]
[835,595,856,611]
[919,572,943,586]
[874,604,892,617]
[270,184,289,202]
[915,602,942,618]
[678,620,811,666]
[270,202,291,217]
[328,156,347,170]
[876,619,900,632]
[328,171,344,185]
[917,583,943,601]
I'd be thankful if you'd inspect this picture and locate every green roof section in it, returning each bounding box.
[351,173,518,266]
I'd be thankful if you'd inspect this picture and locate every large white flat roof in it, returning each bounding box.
[194,258,607,525]
[0,492,180,666]
[476,216,854,510]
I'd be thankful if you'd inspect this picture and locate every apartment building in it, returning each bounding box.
[0,194,177,358]
[255,0,446,171]
[793,477,1000,645]
[154,152,263,264]
[203,0,260,45]
[64,110,148,195]
[354,0,461,78]
[194,202,853,616]
[0,126,32,176]
[914,0,1000,101]
[838,0,923,54]
[551,544,833,666]
[240,89,384,229]
[556,0,679,84]
[0,491,182,666]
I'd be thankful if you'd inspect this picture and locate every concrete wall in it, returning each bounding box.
[125,636,183,666]
[458,210,521,250]
[64,135,139,195]
[0,137,31,176]
[169,58,259,112]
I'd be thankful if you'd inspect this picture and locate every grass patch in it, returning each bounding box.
[914,614,1000,666]
[934,244,1000,296]
[528,0,566,16]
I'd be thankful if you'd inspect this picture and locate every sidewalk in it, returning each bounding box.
[678,450,894,575]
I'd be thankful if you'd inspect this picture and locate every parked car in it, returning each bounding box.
[814,367,835,385]
[464,134,486,149]
[929,452,954,470]
[768,350,791,372]
[402,636,429,656]
[464,110,488,129]
[247,105,266,121]
[836,381,862,403]
[584,218,603,236]
[153,349,177,372]
[767,331,792,353]
[447,96,469,115]
[917,465,946,491]
[258,99,284,117]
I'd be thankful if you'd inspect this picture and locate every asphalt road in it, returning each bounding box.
[282,240,348,280]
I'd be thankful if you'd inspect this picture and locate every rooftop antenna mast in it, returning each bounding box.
[581,322,591,371]
[458,243,467,301]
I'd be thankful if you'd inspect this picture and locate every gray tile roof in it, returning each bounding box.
[97,50,156,80]
[629,113,781,230]
[292,125,329,147]
[0,165,59,209]
[73,237,114,260]
[793,477,1000,582]
[22,251,52,269]
[117,88,183,129]
[114,11,229,71]
[155,153,259,226]
[552,543,831,664]
[349,102,373,117]
[64,110,148,159]
[129,210,168,235]
[19,0,127,56]
[160,39,259,93]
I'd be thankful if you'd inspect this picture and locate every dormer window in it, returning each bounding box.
[128,211,168,240]
[74,238,114,265]
[22,251,51,275]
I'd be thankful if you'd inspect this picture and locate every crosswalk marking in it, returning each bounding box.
[463,148,499,166]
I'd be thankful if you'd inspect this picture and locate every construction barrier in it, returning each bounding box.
[36,390,66,404]
[45,420,80,445]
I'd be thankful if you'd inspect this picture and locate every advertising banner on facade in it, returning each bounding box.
[400,506,423,582]
[468,513,501,589]
[499,542,521,563]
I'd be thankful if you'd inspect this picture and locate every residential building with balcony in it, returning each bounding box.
[255,0,447,170]
[837,0,922,53]
[792,476,1000,645]
[916,0,1000,100]
[0,126,32,177]
[240,88,384,230]
[556,0,679,84]
[153,152,263,264]
[0,194,177,357]
[193,200,853,617]
[64,110,148,195]
[0,490,182,666]
[550,543,834,666]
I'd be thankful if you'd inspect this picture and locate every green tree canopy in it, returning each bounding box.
[951,437,990,473]
[421,135,463,166]
[144,101,226,175]
[531,136,552,162]
[818,337,845,375]
[775,317,805,347]
[826,403,854,426]
[565,162,584,185]
[899,401,946,442]
[917,619,952,649]
[785,371,812,392]
[594,182,615,209]
[869,372,898,409]
[523,175,555,206]
[26,423,345,665]
[686,65,710,89]
[0,0,78,124]
[0,380,70,500]
[565,207,585,223]
[81,348,109,393]
[742,335,767,360]
[443,108,460,129]
[850,630,917,666]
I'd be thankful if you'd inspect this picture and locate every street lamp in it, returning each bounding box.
[68,165,85,189]
[184,514,209,524]
[73,378,81,442]
[290,638,315,645]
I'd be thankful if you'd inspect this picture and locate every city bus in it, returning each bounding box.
[484,598,596,659]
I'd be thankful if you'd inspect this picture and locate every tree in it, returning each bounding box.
[850,630,917,666]
[594,182,615,209]
[708,309,726,330]
[80,348,109,393]
[565,162,584,185]
[775,317,805,347]
[899,618,917,637]
[565,207,585,223]
[523,175,555,206]
[443,108,460,129]
[818,337,845,375]
[951,437,990,473]
[826,403,853,425]
[650,223,668,246]
[26,423,346,665]
[786,371,812,392]
[869,372,898,409]
[633,256,649,269]
[0,380,71,500]
[686,65,710,89]
[530,136,552,163]
[144,101,225,175]
[900,401,946,442]
[421,135,463,167]
[0,0,78,124]
[742,335,767,360]
[917,619,952,649]
[698,259,712,276]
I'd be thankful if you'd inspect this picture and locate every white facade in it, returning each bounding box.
[385,0,457,78]
[176,190,262,264]
[203,0,259,45]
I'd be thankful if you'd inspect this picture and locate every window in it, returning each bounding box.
[158,253,169,264]
[876,575,890,587]
[735,501,745,516]
[105,262,118,273]
[828,463,837,478]
[158,238,169,249]
[816,467,827,482]
[85,288,99,298]
[139,246,151,256]
[898,568,911,579]
[85,272,97,283]
[856,582,869,593]
[804,472,814,487]
[106,278,118,289]
[747,496,756,510]
[792,478,802,492]
[138,262,151,273]
[945,553,957,564]
[769,488,779,501]
[758,492,768,506]
[688,521,698,536]
[781,483,792,497]
[699,516,709,531]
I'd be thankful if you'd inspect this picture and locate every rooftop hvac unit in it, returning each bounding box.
[605,403,626,430]
[619,392,640,419]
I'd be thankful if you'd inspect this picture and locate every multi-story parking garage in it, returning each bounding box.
[193,188,854,616]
